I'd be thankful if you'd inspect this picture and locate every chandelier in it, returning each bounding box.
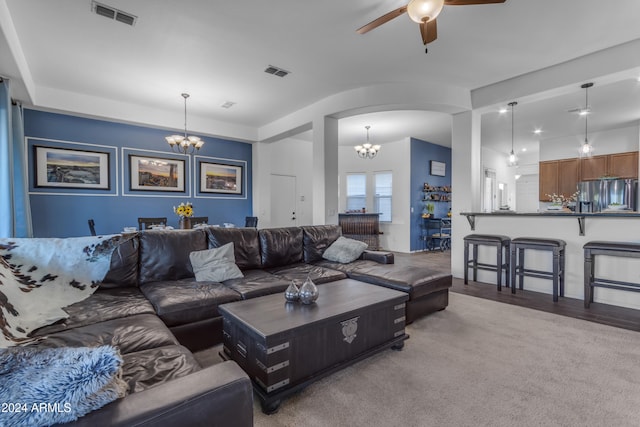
[165,93,204,155]
[579,82,594,157]
[508,101,518,167]
[354,126,381,159]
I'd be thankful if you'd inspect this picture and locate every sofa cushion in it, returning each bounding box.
[139,229,207,284]
[122,345,201,393]
[259,227,303,268]
[322,236,368,263]
[222,269,291,299]
[140,279,242,327]
[32,287,155,336]
[34,314,179,355]
[206,227,262,270]
[268,263,347,284]
[190,243,244,282]
[301,224,342,263]
[101,235,140,288]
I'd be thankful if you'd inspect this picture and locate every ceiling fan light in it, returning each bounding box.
[407,0,445,24]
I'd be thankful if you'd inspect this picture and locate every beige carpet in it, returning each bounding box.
[247,292,640,427]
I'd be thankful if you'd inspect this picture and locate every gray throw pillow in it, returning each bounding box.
[190,242,244,282]
[322,236,368,264]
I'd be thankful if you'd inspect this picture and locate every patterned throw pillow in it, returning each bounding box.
[322,236,368,264]
[189,242,244,282]
[0,235,125,348]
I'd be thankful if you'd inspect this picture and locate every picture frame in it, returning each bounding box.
[129,154,185,192]
[34,145,110,190]
[199,161,243,195]
[430,160,446,177]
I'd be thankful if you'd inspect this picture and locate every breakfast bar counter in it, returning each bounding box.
[456,211,640,311]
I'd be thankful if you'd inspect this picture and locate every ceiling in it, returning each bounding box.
[1,0,640,152]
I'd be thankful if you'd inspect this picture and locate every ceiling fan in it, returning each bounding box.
[356,0,506,53]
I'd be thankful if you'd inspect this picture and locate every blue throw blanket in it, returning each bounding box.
[0,345,128,427]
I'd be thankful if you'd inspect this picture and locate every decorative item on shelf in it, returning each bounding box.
[422,202,435,218]
[299,275,319,305]
[173,201,194,229]
[354,125,381,159]
[284,280,300,302]
[447,208,452,218]
[165,93,204,155]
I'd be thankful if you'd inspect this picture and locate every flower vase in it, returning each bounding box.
[179,217,192,229]
[299,276,319,305]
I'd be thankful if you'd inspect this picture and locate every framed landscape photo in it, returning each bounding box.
[200,162,243,195]
[34,145,110,190]
[430,160,446,177]
[129,154,185,192]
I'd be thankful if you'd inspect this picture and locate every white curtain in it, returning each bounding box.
[0,78,32,237]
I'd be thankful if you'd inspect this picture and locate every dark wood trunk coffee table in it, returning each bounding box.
[219,278,409,413]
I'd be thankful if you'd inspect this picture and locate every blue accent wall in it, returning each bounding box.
[25,109,252,237]
[410,137,451,251]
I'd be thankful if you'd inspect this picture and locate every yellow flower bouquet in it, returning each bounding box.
[173,202,194,218]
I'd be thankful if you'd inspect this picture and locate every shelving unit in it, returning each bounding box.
[420,183,452,250]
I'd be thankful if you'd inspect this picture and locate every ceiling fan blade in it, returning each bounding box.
[445,0,506,5]
[356,5,408,34]
[419,19,438,44]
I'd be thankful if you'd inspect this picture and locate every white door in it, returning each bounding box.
[270,174,297,227]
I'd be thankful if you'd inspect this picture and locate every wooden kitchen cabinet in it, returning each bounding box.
[539,161,558,201]
[580,155,608,181]
[557,158,580,197]
[608,151,638,179]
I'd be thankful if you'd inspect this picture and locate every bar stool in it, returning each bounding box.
[463,234,511,291]
[510,237,566,302]
[583,241,640,308]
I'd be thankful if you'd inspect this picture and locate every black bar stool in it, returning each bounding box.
[583,241,640,308]
[463,234,511,290]
[510,237,566,302]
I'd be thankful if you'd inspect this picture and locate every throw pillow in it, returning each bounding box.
[190,242,244,282]
[322,236,368,264]
[0,345,128,426]
[0,234,126,348]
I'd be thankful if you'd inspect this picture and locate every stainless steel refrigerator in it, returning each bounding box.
[577,179,638,212]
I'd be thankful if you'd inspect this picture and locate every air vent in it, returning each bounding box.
[91,1,137,26]
[221,101,236,109]
[264,65,291,78]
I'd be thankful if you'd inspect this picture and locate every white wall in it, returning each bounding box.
[339,139,411,252]
[253,137,314,228]
[539,125,639,160]
[481,146,517,211]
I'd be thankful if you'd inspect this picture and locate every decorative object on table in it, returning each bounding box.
[298,276,319,305]
[129,154,185,192]
[354,125,381,159]
[173,201,194,229]
[546,191,579,210]
[199,161,243,195]
[165,93,204,155]
[284,280,300,302]
[34,145,111,190]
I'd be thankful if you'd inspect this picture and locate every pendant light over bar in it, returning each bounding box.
[508,101,518,167]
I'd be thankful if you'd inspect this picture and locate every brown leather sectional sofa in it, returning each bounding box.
[29,224,450,426]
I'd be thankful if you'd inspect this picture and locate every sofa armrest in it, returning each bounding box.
[360,250,394,264]
[64,361,253,427]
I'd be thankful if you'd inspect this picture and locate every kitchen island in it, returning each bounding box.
[456,211,640,310]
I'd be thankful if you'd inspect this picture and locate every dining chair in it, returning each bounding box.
[88,219,96,236]
[191,216,208,226]
[138,217,168,230]
[245,216,258,228]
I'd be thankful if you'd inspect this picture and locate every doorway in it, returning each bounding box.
[270,174,297,228]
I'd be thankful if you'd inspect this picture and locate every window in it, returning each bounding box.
[346,173,366,211]
[375,172,392,222]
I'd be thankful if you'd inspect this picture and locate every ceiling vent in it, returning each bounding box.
[92,1,137,26]
[221,101,236,109]
[264,65,291,78]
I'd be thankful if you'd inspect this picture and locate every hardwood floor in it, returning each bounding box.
[400,250,640,333]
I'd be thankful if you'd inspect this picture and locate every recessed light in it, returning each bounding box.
[521,148,527,152]
[578,108,591,116]
[533,129,542,135]
[498,107,508,114]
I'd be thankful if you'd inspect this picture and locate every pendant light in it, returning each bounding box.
[165,93,204,155]
[579,82,594,157]
[508,101,518,167]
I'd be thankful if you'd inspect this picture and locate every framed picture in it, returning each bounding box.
[129,154,185,192]
[34,145,110,189]
[430,160,446,177]
[200,162,243,195]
